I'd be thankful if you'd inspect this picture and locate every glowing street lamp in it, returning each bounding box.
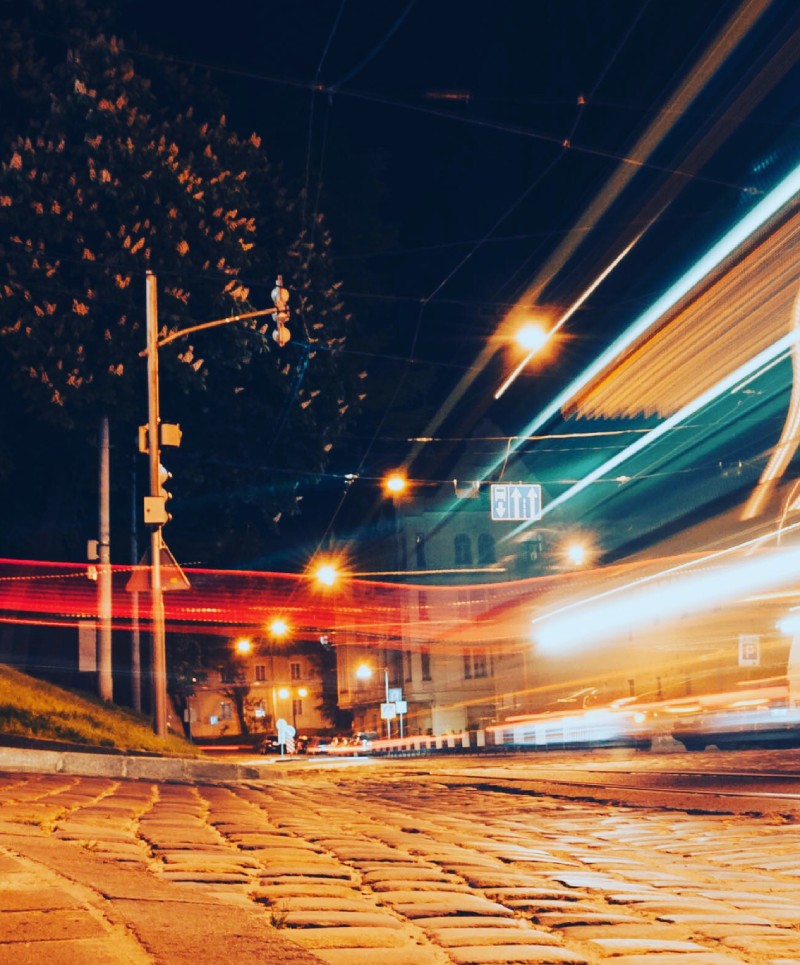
[356,662,392,738]
[314,562,339,587]
[268,617,290,639]
[234,637,253,655]
[383,472,407,496]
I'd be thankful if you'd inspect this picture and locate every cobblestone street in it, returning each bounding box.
[2,762,800,963]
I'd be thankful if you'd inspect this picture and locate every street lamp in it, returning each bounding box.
[356,662,392,738]
[143,270,291,738]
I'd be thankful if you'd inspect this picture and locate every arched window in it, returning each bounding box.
[477,533,495,565]
[454,534,472,566]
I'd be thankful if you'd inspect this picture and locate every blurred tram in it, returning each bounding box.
[487,706,652,752]
[667,684,800,750]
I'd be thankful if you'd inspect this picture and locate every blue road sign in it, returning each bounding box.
[490,483,542,521]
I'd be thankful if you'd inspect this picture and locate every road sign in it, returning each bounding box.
[738,634,760,667]
[277,718,296,754]
[388,687,403,703]
[380,702,397,719]
[126,543,191,592]
[490,484,542,521]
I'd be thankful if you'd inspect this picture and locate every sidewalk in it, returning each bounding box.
[0,748,323,965]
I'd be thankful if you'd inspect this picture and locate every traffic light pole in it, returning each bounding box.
[145,271,168,739]
[142,271,290,739]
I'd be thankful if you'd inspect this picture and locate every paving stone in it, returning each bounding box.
[415,916,532,930]
[284,910,406,928]
[370,879,473,892]
[257,862,355,878]
[158,870,252,884]
[0,884,83,911]
[362,867,462,884]
[252,882,361,900]
[535,912,643,927]
[289,926,416,948]
[259,897,384,913]
[375,890,515,918]
[446,946,588,964]
[0,937,151,965]
[602,956,746,965]
[310,948,447,965]
[433,927,563,947]
[657,912,776,925]
[0,909,107,942]
[588,936,710,953]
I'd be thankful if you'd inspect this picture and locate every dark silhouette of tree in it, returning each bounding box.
[0,9,365,563]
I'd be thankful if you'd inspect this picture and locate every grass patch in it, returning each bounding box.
[0,664,199,756]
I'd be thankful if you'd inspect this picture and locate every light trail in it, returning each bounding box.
[482,161,800,490]
[510,330,797,531]
[494,230,646,400]
[531,519,800,653]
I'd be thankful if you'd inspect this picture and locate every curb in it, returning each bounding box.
[0,745,261,782]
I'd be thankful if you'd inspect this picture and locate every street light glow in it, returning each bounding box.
[277,687,290,699]
[515,323,549,353]
[384,472,407,495]
[234,637,252,655]
[315,562,339,587]
[355,663,373,680]
[268,617,290,638]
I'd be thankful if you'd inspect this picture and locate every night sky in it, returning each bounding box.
[9,0,800,563]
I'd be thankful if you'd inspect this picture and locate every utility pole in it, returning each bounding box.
[130,456,142,712]
[97,416,113,702]
[146,271,168,738]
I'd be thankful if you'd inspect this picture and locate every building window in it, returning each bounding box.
[292,698,303,720]
[478,533,495,565]
[463,649,491,680]
[415,531,427,569]
[220,701,233,720]
[290,662,301,680]
[405,650,413,682]
[255,664,266,682]
[454,534,472,566]
[519,537,542,565]
[220,667,236,684]
[421,647,432,681]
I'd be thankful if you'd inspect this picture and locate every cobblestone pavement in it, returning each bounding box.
[1,765,800,964]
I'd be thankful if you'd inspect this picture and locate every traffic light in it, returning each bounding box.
[271,274,291,347]
[143,463,173,525]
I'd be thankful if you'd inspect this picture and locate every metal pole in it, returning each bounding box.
[384,667,390,739]
[130,455,142,712]
[146,271,168,739]
[97,415,113,701]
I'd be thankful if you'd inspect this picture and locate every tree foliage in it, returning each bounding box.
[0,4,365,563]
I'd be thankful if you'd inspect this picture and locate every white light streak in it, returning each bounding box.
[487,162,800,472]
[535,540,800,654]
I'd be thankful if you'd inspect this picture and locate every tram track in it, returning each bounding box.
[398,759,800,817]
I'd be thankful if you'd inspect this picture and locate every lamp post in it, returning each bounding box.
[143,270,290,738]
[356,662,392,738]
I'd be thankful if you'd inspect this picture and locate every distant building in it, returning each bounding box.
[186,650,328,741]
[338,423,550,736]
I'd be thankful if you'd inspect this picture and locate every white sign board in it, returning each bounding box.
[395,700,408,714]
[380,702,397,719]
[738,634,760,667]
[388,687,403,703]
[490,484,542,521]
